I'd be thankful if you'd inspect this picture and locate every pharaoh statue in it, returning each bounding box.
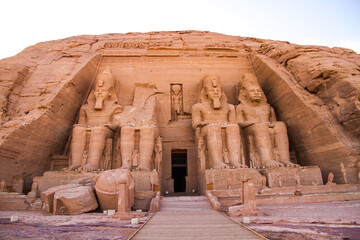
[67,67,122,171]
[236,73,297,168]
[192,74,246,169]
[117,83,159,171]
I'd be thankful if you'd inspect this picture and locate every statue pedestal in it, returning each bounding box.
[259,166,323,187]
[131,170,160,211]
[131,170,159,191]
[205,169,263,191]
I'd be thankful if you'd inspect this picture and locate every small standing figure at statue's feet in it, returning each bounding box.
[340,162,348,184]
[326,172,336,186]
[0,179,6,192]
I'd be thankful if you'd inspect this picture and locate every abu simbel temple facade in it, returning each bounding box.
[1,31,360,218]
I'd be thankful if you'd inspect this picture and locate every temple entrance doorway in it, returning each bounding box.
[171,149,187,192]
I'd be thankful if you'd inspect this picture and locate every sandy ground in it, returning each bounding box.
[233,200,360,240]
[0,210,152,240]
[1,201,360,239]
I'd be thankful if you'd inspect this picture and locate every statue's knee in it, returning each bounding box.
[141,127,155,135]
[274,122,287,133]
[73,124,87,128]
[226,124,240,132]
[121,126,134,135]
[140,128,156,140]
[252,124,269,134]
[73,125,86,131]
[72,126,86,137]
[92,126,107,134]
[206,125,221,133]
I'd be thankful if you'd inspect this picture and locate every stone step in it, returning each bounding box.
[160,196,207,201]
[161,202,211,207]
[160,196,212,211]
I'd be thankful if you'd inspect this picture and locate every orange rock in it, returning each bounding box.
[53,185,98,215]
[0,31,358,193]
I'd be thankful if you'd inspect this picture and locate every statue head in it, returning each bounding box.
[94,66,115,110]
[239,73,266,104]
[172,84,181,96]
[201,75,223,109]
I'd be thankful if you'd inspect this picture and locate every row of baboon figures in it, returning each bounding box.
[65,67,298,172]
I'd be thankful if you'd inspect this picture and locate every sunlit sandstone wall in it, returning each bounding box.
[0,31,359,189]
[0,53,100,188]
[98,55,253,193]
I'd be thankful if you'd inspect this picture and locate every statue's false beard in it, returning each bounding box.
[212,97,221,109]
[95,97,103,110]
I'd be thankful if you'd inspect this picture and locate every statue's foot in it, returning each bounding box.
[61,164,80,171]
[136,164,151,171]
[212,162,230,169]
[263,160,284,168]
[280,160,299,167]
[80,164,98,172]
[121,164,132,170]
[231,162,248,168]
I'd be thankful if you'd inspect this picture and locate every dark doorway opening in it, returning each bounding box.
[172,150,187,192]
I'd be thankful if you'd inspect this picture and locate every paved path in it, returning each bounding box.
[131,196,265,240]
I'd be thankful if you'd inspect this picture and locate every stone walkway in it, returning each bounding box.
[131,196,265,240]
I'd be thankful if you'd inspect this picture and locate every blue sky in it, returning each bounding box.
[0,0,359,59]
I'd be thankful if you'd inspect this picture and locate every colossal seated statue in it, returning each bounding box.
[236,73,297,168]
[192,75,246,169]
[68,67,122,171]
[117,83,159,171]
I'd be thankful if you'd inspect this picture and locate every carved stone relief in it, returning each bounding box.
[170,84,184,121]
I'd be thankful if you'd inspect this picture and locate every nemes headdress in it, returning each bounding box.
[238,73,267,104]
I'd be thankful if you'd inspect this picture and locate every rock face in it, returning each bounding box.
[259,43,360,138]
[0,31,359,189]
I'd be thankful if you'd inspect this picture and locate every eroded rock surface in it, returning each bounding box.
[0,31,359,188]
[258,42,360,138]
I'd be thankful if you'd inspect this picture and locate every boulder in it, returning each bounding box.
[95,169,134,211]
[41,183,80,213]
[53,185,98,215]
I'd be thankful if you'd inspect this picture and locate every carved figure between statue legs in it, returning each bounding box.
[171,84,184,121]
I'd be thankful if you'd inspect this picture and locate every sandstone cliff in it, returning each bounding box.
[0,31,359,188]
